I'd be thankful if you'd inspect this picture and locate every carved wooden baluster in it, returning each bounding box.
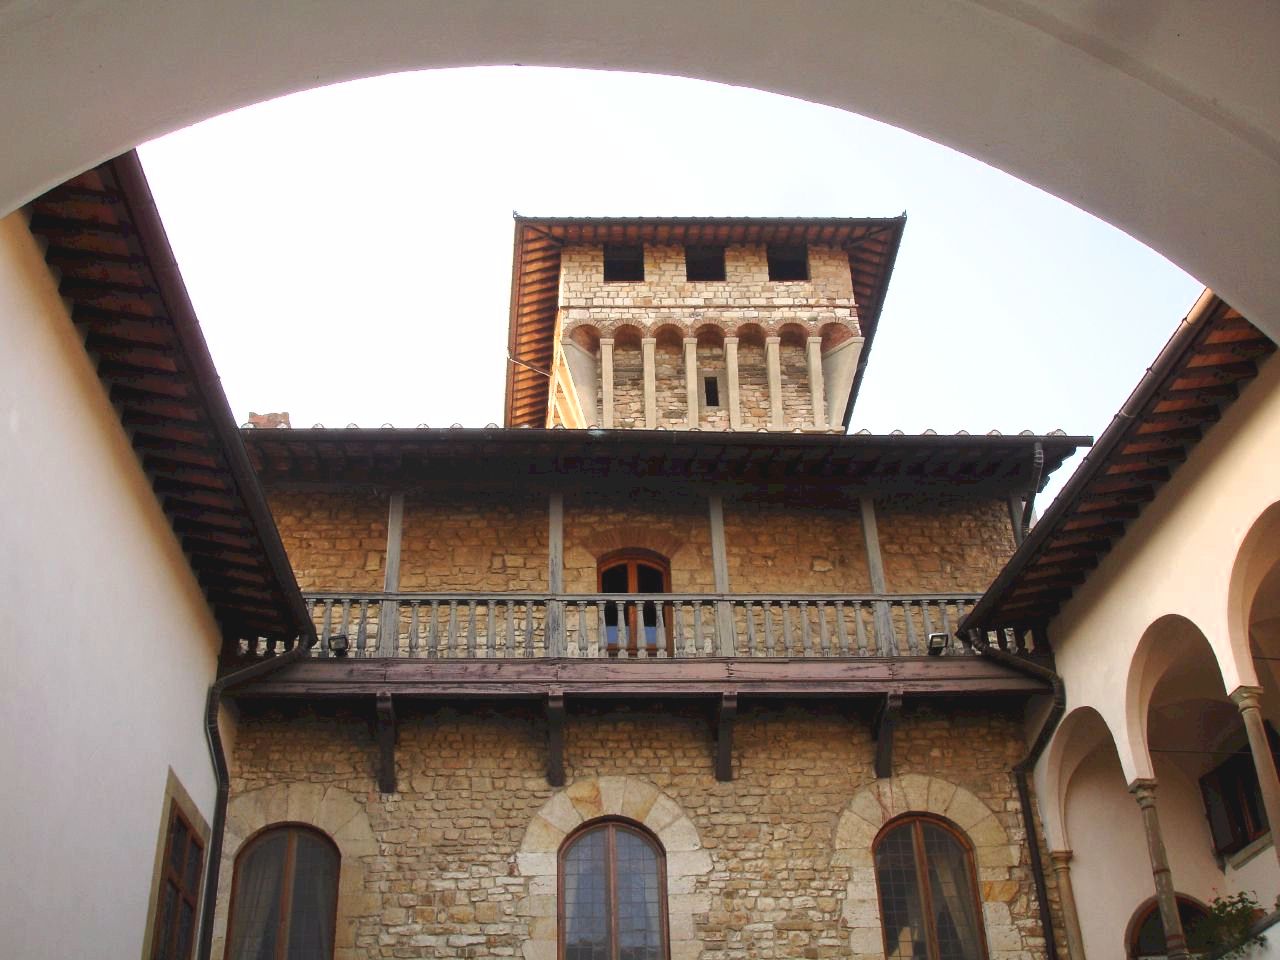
[781,601,793,656]
[673,601,687,657]
[466,600,477,658]
[702,600,714,656]
[654,602,667,658]
[745,601,758,657]
[836,601,850,655]
[853,601,867,655]
[617,601,629,657]
[320,599,333,658]
[504,600,515,657]
[595,602,608,658]
[485,599,495,657]
[355,601,369,656]
[818,601,831,656]
[571,601,584,657]
[940,601,954,653]
[921,601,935,652]
[339,599,351,654]
[408,602,420,656]
[902,602,918,655]
[799,601,813,655]
[764,602,776,657]
[445,601,457,658]
[305,600,315,654]
[525,602,535,658]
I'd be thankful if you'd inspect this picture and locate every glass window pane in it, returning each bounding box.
[228,833,287,960]
[169,819,189,877]
[184,836,203,896]
[156,881,178,960]
[286,832,339,960]
[616,830,662,960]
[563,829,610,960]
[875,824,929,959]
[921,823,984,960]
[176,901,195,960]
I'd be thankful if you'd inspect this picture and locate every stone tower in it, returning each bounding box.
[504,217,905,432]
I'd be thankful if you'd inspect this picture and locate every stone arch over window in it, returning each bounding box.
[832,774,1022,958]
[225,823,340,960]
[515,776,710,960]
[212,783,377,960]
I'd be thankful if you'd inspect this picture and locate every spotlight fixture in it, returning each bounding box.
[926,632,949,656]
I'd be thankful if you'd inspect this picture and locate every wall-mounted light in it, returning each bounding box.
[926,632,949,656]
[330,634,350,657]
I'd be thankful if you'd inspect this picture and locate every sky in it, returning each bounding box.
[138,66,1203,508]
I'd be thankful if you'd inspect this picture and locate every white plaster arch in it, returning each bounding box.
[1228,500,1280,673]
[212,782,379,960]
[514,776,710,960]
[1038,704,1117,852]
[2,4,1278,337]
[832,773,1025,959]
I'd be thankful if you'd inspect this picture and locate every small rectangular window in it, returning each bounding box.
[684,245,726,281]
[703,376,721,408]
[767,243,809,281]
[603,243,644,282]
[151,802,204,960]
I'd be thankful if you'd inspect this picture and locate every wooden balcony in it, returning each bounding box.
[240,591,1003,660]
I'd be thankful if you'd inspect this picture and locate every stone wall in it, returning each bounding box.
[266,489,1015,599]
[269,490,387,592]
[218,700,1060,959]
[875,494,1018,594]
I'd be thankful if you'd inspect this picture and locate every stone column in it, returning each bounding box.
[599,338,615,429]
[1129,779,1190,960]
[806,336,826,430]
[641,336,657,429]
[724,336,741,430]
[1049,849,1087,960]
[765,335,783,430]
[378,492,405,656]
[1231,685,1280,865]
[684,336,699,429]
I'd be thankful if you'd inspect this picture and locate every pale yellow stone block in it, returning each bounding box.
[658,816,701,853]
[670,940,702,960]
[286,781,326,825]
[521,815,566,854]
[899,773,931,812]
[834,810,875,851]
[944,787,992,831]
[540,791,583,834]
[847,788,886,828]
[516,851,557,877]
[317,786,360,835]
[667,849,712,876]
[523,940,556,960]
[566,779,603,820]
[927,776,958,814]
[621,778,660,822]
[967,814,1008,849]
[877,779,908,818]
[597,776,626,815]
[642,793,683,834]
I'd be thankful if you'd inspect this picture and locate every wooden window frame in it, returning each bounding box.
[872,814,989,960]
[224,823,340,960]
[1199,723,1280,857]
[597,549,673,656]
[150,801,205,960]
[557,817,670,960]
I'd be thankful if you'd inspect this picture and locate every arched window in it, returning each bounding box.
[1126,896,1211,959]
[874,815,987,960]
[226,825,339,960]
[560,819,669,960]
[598,549,672,656]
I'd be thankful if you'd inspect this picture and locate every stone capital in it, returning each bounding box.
[1230,685,1265,710]
[1048,849,1073,869]
[1128,777,1159,806]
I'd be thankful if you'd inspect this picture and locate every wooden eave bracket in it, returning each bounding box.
[547,690,566,787]
[715,691,738,782]
[375,691,397,794]
[873,691,903,779]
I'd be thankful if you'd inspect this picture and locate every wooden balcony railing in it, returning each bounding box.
[266,592,995,660]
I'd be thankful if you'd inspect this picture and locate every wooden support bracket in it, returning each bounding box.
[375,691,397,794]
[546,690,566,787]
[715,692,738,782]
[873,691,903,780]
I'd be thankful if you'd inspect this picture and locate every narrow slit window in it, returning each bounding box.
[766,243,808,281]
[703,376,720,408]
[603,243,645,282]
[684,245,726,281]
[150,802,204,960]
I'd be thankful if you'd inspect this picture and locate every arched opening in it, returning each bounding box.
[652,324,685,429]
[598,548,672,656]
[872,813,987,959]
[611,325,645,429]
[226,824,340,960]
[732,323,769,430]
[777,323,812,429]
[559,818,669,960]
[693,324,726,430]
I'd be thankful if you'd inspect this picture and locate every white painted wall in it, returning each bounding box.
[0,213,223,958]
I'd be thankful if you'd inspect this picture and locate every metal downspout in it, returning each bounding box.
[196,640,312,960]
[1021,442,1045,543]
[968,629,1066,960]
